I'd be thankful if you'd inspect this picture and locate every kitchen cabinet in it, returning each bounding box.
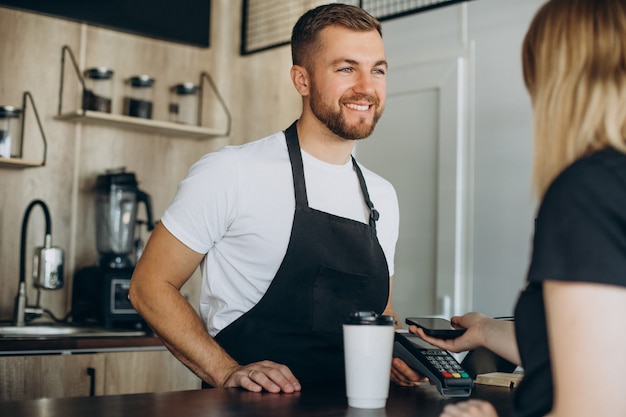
[103,350,200,395]
[0,349,200,401]
[0,353,106,401]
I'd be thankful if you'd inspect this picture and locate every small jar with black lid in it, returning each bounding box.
[169,82,199,125]
[83,67,114,113]
[0,105,22,158]
[123,75,155,119]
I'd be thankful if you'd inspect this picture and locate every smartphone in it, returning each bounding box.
[405,317,466,339]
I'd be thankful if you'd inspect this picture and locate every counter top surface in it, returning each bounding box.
[0,334,164,355]
[0,380,515,417]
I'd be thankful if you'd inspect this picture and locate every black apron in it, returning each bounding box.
[214,121,390,384]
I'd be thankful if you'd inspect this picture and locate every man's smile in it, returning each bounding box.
[344,103,371,111]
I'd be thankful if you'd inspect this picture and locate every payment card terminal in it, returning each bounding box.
[393,331,474,397]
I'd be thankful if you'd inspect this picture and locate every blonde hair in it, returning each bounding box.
[522,0,626,198]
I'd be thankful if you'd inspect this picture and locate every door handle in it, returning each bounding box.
[86,367,96,397]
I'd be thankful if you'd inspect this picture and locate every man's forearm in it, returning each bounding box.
[131,282,240,387]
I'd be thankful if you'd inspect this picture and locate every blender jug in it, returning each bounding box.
[95,168,154,268]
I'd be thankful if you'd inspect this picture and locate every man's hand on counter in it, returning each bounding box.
[223,360,302,393]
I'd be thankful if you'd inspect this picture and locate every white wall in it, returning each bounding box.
[468,0,543,316]
[381,0,546,317]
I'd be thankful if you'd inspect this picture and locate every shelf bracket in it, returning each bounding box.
[199,71,232,137]
[58,45,87,117]
[21,91,48,166]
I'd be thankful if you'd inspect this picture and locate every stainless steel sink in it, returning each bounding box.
[0,323,146,338]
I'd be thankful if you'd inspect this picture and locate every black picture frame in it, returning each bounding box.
[0,0,211,48]
[240,0,474,56]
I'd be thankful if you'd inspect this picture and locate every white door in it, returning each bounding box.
[355,56,471,321]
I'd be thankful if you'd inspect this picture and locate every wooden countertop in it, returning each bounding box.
[0,380,515,417]
[0,334,164,355]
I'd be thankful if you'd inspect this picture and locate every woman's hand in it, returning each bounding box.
[440,399,498,417]
[409,313,491,353]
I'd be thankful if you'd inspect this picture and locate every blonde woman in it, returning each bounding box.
[410,0,626,416]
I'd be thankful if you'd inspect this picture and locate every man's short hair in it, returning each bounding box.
[291,4,382,69]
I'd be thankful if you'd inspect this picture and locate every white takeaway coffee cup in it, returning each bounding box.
[343,311,396,409]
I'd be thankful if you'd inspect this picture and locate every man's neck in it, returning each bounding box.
[295,117,356,165]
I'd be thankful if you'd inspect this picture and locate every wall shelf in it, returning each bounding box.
[0,157,43,169]
[56,45,231,141]
[55,110,224,140]
[0,91,48,169]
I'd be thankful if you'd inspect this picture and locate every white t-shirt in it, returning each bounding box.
[161,130,399,336]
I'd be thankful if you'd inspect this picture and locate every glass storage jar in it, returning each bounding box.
[169,82,199,125]
[0,105,22,158]
[83,67,114,113]
[123,75,155,119]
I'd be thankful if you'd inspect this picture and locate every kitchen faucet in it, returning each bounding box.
[13,199,65,326]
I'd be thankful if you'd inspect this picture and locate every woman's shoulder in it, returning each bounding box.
[545,148,626,202]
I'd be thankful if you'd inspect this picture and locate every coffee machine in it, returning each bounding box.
[72,168,154,329]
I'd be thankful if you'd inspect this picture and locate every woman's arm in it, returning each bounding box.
[410,313,521,366]
[543,280,626,417]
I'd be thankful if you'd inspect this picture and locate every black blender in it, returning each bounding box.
[72,168,154,329]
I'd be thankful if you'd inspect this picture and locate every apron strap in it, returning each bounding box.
[285,121,309,209]
[284,121,379,230]
[351,156,380,230]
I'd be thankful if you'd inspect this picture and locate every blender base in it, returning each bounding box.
[72,265,148,331]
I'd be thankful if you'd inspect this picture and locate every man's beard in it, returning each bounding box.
[310,91,384,140]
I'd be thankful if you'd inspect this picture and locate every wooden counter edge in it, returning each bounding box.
[0,335,164,355]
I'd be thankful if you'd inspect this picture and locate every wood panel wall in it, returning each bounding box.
[0,0,301,322]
